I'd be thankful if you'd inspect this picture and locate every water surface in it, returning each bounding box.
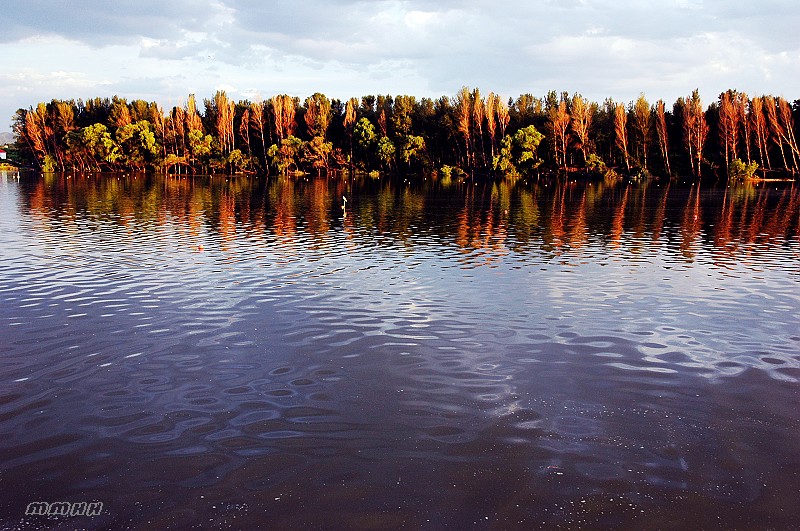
[1,172,799,529]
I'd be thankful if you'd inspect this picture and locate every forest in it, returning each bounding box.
[10,88,800,180]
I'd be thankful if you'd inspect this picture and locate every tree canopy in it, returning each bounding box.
[11,88,800,180]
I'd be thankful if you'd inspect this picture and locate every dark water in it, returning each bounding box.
[1,171,799,530]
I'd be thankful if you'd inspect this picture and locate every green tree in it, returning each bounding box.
[727,158,758,180]
[73,123,120,170]
[376,136,396,172]
[302,136,333,175]
[267,135,304,174]
[353,117,377,169]
[493,125,544,176]
[391,95,415,137]
[188,128,213,170]
[399,134,426,170]
[226,149,254,173]
[116,120,160,170]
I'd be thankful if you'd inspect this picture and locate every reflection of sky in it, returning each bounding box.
[4,175,800,530]
[530,248,800,379]
[4,174,800,383]
[0,174,27,262]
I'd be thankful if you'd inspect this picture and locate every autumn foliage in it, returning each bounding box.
[11,87,800,179]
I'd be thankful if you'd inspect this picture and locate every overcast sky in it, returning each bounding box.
[2,0,799,133]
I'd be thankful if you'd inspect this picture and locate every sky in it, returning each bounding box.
[2,0,799,133]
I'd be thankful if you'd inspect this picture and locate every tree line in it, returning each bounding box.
[11,88,800,179]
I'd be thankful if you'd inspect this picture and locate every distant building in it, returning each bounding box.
[0,150,6,160]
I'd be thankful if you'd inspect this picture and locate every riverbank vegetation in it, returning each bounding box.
[11,89,800,180]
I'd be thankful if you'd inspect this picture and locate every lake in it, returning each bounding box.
[1,171,799,529]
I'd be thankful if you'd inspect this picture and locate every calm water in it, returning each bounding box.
[1,171,799,530]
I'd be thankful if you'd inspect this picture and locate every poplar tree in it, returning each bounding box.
[549,98,570,170]
[570,94,592,165]
[735,93,751,164]
[239,107,251,154]
[343,97,358,165]
[682,90,708,177]
[654,99,671,175]
[763,95,789,170]
[718,90,739,169]
[632,94,651,171]
[271,95,296,141]
[186,94,203,133]
[454,87,472,167]
[496,97,510,139]
[776,96,800,173]
[485,92,499,160]
[208,90,235,156]
[749,96,770,170]
[614,102,630,173]
[472,88,486,167]
[249,100,267,165]
[304,92,332,139]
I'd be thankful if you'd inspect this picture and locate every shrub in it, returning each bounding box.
[728,158,759,180]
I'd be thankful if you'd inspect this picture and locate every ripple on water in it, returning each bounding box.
[1,176,800,528]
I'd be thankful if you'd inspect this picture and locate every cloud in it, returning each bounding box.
[2,0,207,44]
[1,0,799,131]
